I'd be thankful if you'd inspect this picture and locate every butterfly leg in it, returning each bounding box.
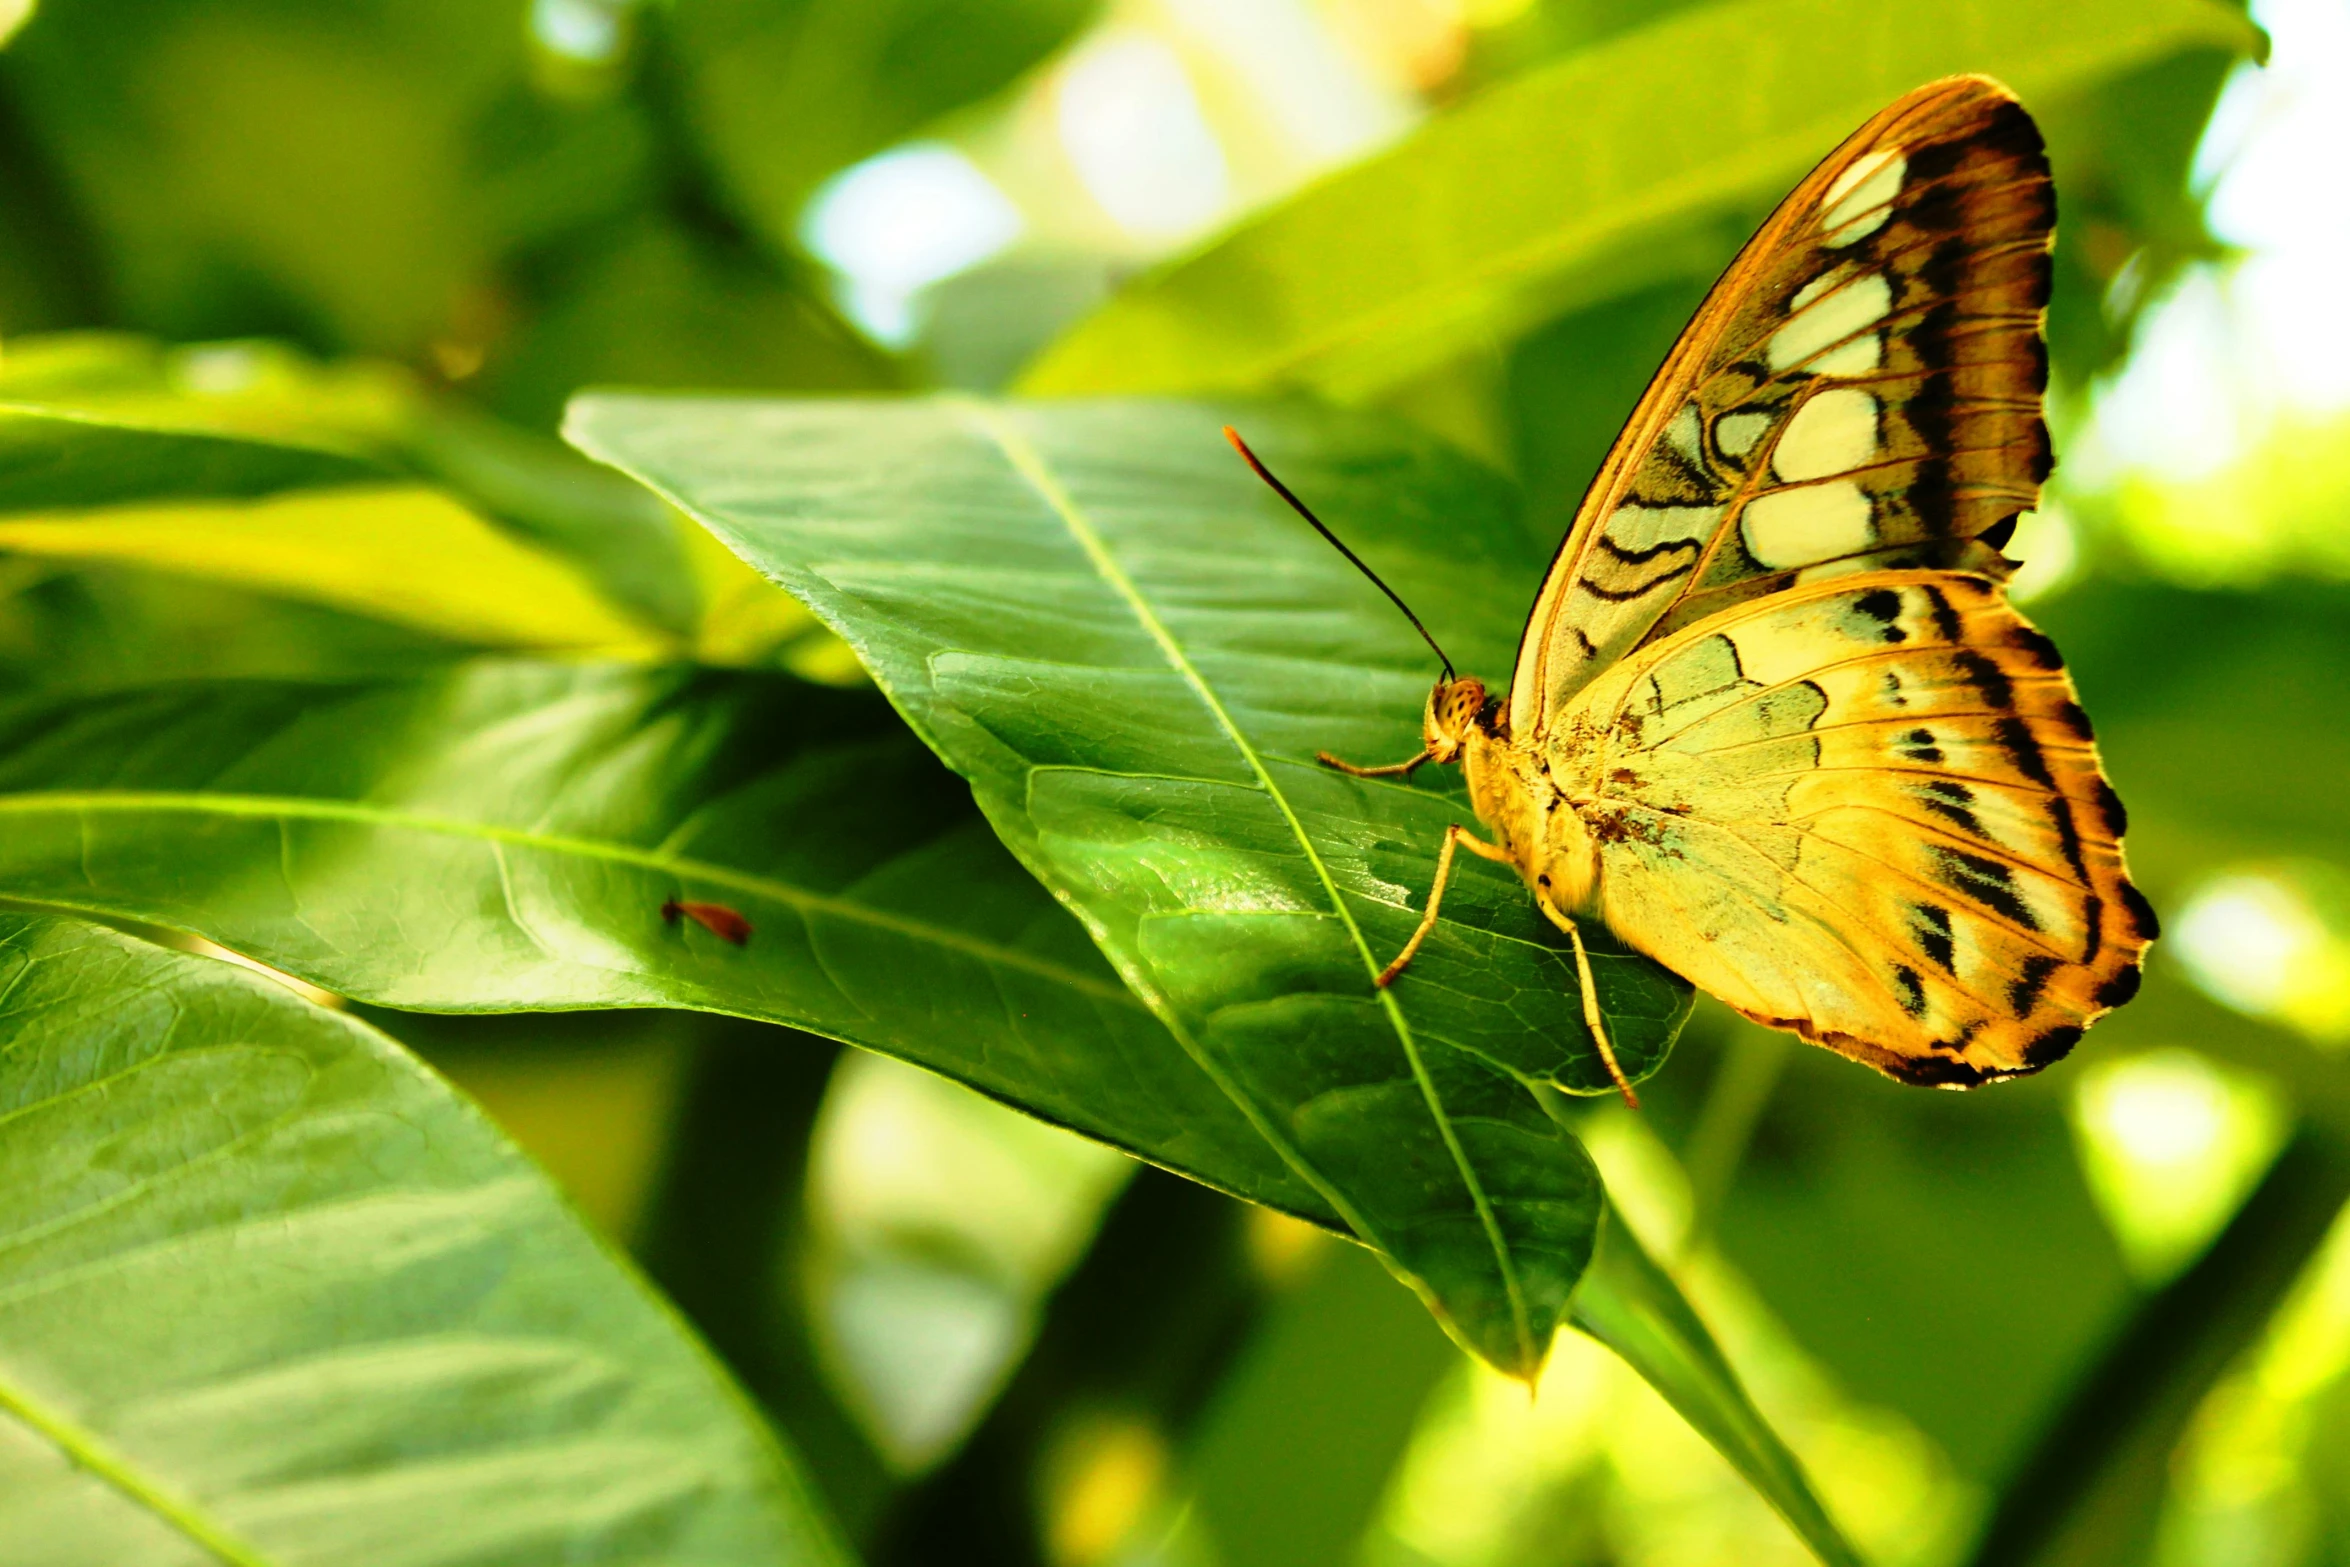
[1375,823,1512,988]
[1553,910,1640,1110]
[1318,747,1430,778]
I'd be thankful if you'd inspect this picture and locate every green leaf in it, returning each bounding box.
[1016,0,2259,403]
[1569,1204,1863,1567]
[568,394,1695,1379]
[0,402,382,514]
[0,912,851,1565]
[0,660,1325,1225]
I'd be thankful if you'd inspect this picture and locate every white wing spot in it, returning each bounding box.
[1773,387,1879,481]
[1717,411,1772,460]
[1821,150,1905,247]
[1666,403,1704,464]
[1605,503,1722,553]
[1790,265,1855,311]
[1813,332,1884,376]
[1742,480,1875,568]
[1769,271,1892,372]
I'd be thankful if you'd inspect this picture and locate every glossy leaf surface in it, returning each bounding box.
[1017,0,2256,402]
[0,662,1323,1223]
[0,913,849,1566]
[569,394,1696,1378]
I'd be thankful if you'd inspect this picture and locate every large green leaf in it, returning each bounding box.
[0,912,849,1565]
[1016,0,2257,403]
[0,660,1323,1224]
[568,394,1695,1379]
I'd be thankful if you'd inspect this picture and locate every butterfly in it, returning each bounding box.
[1228,74,2153,1106]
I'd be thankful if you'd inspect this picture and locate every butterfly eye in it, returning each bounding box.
[1436,679,1487,732]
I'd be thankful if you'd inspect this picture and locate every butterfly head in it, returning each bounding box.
[1423,675,1489,764]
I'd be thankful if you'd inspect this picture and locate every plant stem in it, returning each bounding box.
[1964,1124,2350,1567]
[635,1019,896,1540]
[870,1166,1268,1567]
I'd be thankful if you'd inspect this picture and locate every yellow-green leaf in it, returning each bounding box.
[1017,0,2258,403]
[0,486,665,652]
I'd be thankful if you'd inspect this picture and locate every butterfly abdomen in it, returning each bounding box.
[1463,726,1603,917]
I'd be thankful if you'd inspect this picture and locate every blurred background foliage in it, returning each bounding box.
[2,0,2347,1561]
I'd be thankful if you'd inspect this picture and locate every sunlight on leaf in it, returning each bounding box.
[1568,1210,1866,1567]
[0,485,664,651]
[2154,1205,2350,1558]
[1019,0,2256,402]
[806,1053,1132,1470]
[2070,1047,2289,1282]
[2171,862,2350,1042]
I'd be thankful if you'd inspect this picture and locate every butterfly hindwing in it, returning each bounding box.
[1509,75,2056,736]
[1554,572,2151,1085]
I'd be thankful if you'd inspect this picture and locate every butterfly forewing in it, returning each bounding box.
[1555,572,2152,1085]
[1509,75,2055,736]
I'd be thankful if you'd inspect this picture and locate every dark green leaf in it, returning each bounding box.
[1,0,652,356]
[659,0,1093,257]
[478,219,899,431]
[0,660,1324,1224]
[0,912,851,1565]
[569,394,1696,1379]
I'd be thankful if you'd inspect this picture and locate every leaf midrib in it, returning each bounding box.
[954,399,1536,1369]
[0,791,1137,1005]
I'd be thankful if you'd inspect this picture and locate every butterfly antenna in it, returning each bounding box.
[1223,425,1454,683]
